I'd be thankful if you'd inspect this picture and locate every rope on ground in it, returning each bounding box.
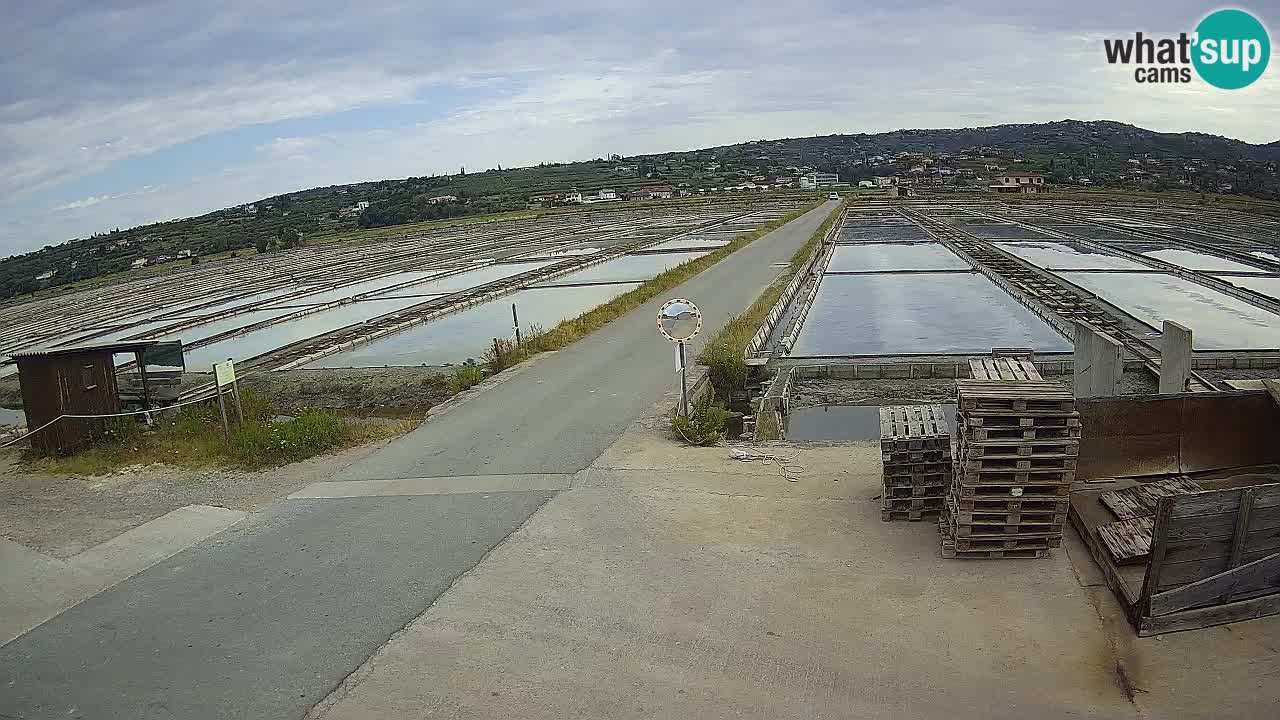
[729,447,804,483]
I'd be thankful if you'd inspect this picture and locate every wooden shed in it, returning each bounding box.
[6,341,158,455]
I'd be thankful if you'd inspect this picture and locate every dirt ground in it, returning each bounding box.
[0,437,396,559]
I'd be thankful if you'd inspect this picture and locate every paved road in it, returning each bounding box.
[0,201,836,720]
[342,199,837,479]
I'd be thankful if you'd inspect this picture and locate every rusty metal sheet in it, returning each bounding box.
[1078,391,1280,481]
[1180,392,1280,473]
[1078,395,1183,479]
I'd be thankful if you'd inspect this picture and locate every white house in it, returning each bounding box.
[131,258,148,269]
[989,170,1046,194]
[427,195,457,204]
[857,180,875,188]
[798,172,839,189]
[564,191,584,204]
[355,201,370,211]
[34,269,55,281]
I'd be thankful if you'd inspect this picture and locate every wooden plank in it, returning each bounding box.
[1139,590,1280,636]
[1139,498,1175,614]
[1099,477,1203,521]
[1150,551,1280,616]
[1228,488,1256,571]
[1160,525,1280,569]
[1098,516,1154,563]
[1167,505,1280,542]
[1157,546,1280,588]
[1169,483,1280,519]
[996,360,1016,381]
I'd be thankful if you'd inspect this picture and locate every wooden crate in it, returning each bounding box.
[1072,481,1280,635]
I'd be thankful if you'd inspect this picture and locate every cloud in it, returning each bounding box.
[53,185,163,212]
[55,195,111,211]
[2,1,1279,255]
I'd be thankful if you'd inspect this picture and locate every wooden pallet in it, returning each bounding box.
[961,440,1080,458]
[958,468,1075,484]
[949,533,1059,551]
[960,454,1078,472]
[882,508,942,522]
[1096,515,1154,563]
[955,380,1075,414]
[884,461,953,476]
[951,479,1071,497]
[952,494,1071,512]
[946,496,1065,536]
[1098,477,1204,521]
[961,423,1082,442]
[961,414,1081,429]
[883,447,951,462]
[884,484,949,499]
[941,542,1052,560]
[879,404,952,452]
[948,505,1068,525]
[967,357,1043,382]
[883,497,945,512]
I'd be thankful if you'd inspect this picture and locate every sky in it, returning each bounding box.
[2,1,1278,257]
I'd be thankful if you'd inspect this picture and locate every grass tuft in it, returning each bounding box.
[22,389,414,475]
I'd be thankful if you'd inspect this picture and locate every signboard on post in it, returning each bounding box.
[657,298,702,417]
[212,359,243,439]
[213,360,236,388]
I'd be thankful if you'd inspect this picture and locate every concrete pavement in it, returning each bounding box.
[0,200,839,719]
[310,415,1280,720]
[0,493,553,719]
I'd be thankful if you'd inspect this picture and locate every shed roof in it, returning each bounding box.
[4,341,158,364]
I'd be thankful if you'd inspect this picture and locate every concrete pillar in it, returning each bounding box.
[1159,320,1193,394]
[1073,323,1123,399]
[1073,323,1095,398]
[1091,331,1124,398]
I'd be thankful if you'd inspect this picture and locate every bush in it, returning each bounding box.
[699,337,749,401]
[671,393,730,446]
[231,410,346,465]
[449,362,486,393]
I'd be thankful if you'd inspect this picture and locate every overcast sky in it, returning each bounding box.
[2,1,1277,257]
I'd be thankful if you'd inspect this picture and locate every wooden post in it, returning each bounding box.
[228,358,244,426]
[215,382,231,442]
[512,303,522,346]
[135,350,152,412]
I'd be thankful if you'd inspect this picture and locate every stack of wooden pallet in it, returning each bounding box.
[942,376,1080,558]
[879,404,953,522]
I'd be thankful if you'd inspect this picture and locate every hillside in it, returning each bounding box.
[3,119,1278,301]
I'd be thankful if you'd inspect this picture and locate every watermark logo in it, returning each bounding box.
[1103,8,1270,89]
